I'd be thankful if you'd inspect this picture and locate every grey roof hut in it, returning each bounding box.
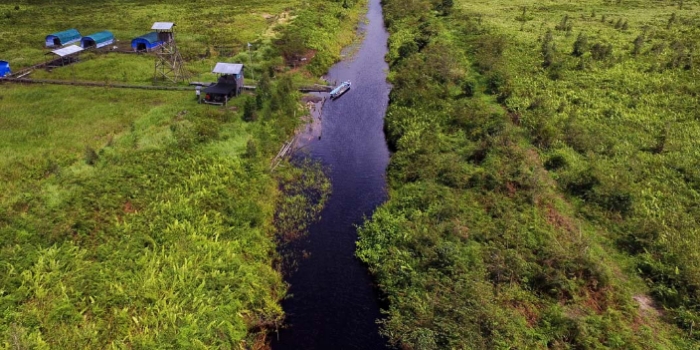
[202,63,245,105]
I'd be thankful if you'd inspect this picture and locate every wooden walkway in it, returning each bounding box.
[1,77,335,93]
[0,78,193,91]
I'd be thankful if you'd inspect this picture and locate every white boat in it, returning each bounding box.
[330,81,351,99]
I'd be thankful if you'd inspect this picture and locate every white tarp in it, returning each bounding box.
[51,45,84,57]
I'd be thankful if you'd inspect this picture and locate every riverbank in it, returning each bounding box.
[358,0,699,347]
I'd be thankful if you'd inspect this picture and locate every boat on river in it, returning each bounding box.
[329,81,351,99]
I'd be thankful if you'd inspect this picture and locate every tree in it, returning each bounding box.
[542,30,556,67]
[572,32,588,57]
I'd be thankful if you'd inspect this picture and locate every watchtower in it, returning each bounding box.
[152,22,187,83]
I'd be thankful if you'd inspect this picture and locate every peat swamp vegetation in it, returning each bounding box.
[357,0,700,348]
[1,0,699,348]
[0,0,361,347]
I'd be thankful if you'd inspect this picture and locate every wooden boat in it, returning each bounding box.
[329,81,351,99]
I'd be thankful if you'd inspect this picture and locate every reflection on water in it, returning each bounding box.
[271,0,392,348]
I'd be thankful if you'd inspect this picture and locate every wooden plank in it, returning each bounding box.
[0,77,194,91]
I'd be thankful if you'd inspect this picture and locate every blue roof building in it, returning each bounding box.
[45,29,81,47]
[131,32,164,52]
[0,61,10,77]
[81,31,115,49]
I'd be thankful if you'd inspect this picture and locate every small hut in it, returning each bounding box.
[0,61,10,77]
[45,29,81,47]
[152,22,175,43]
[202,63,245,105]
[80,31,115,49]
[46,45,84,67]
[131,32,163,52]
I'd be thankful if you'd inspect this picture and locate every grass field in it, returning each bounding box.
[0,0,294,69]
[358,0,700,348]
[0,0,363,347]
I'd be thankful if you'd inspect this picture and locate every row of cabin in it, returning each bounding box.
[46,29,114,49]
[45,23,174,52]
[1,23,177,77]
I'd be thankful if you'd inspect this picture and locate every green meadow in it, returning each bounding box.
[359,0,700,348]
[0,0,294,70]
[0,0,363,348]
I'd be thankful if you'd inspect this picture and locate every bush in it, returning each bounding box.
[243,96,258,122]
[461,78,476,97]
[244,139,258,158]
[632,35,644,55]
[544,153,568,170]
[572,32,588,57]
[84,146,99,165]
[555,15,572,32]
[590,42,613,60]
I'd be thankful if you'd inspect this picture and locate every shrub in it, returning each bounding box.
[572,32,588,57]
[486,69,512,102]
[541,30,556,67]
[462,78,477,97]
[667,13,676,29]
[244,139,258,158]
[563,167,599,197]
[194,118,220,142]
[632,35,644,55]
[591,42,613,60]
[84,146,99,165]
[555,15,572,32]
[544,153,568,170]
[474,34,507,73]
[243,96,258,122]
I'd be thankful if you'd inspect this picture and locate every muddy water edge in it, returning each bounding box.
[270,0,392,348]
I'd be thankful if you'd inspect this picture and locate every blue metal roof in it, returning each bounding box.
[83,31,114,44]
[132,32,160,44]
[45,29,81,47]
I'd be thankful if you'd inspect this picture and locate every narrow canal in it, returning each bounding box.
[271,0,391,348]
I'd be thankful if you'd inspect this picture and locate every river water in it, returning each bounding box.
[270,0,391,348]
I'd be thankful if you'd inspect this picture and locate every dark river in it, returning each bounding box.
[270,0,391,348]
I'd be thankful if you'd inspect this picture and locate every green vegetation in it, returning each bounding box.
[0,84,290,348]
[0,0,366,84]
[358,0,699,348]
[0,0,364,348]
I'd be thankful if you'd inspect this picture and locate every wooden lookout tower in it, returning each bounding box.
[152,22,187,83]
